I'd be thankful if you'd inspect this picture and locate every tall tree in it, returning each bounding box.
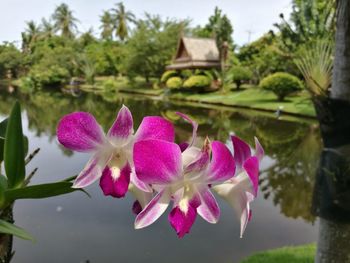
[52,3,78,38]
[41,18,55,39]
[275,0,336,51]
[111,2,136,41]
[99,10,114,41]
[313,0,350,262]
[194,7,234,51]
[21,21,41,52]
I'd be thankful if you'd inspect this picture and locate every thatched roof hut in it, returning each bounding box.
[166,37,221,70]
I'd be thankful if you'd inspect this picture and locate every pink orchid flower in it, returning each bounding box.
[56,105,174,197]
[132,114,236,237]
[212,136,264,238]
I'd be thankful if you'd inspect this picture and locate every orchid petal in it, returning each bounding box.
[132,200,143,215]
[243,156,259,196]
[73,151,111,188]
[128,183,153,209]
[254,137,264,161]
[179,142,189,152]
[57,112,105,152]
[231,136,251,170]
[134,139,182,184]
[130,169,153,193]
[135,116,175,142]
[197,189,220,224]
[176,112,198,147]
[212,174,255,237]
[99,163,131,198]
[184,148,210,174]
[207,141,236,183]
[135,189,171,229]
[182,146,201,168]
[168,203,197,238]
[107,105,133,146]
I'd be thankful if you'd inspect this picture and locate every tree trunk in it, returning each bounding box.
[315,1,350,262]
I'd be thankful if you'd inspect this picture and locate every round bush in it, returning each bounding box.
[183,75,211,89]
[230,66,253,89]
[161,70,178,83]
[259,72,303,101]
[180,69,193,79]
[166,77,182,89]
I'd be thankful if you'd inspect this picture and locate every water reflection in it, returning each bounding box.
[0,86,320,262]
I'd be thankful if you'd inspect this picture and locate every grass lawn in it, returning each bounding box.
[241,243,316,263]
[169,88,315,117]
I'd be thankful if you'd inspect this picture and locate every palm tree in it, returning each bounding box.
[41,18,55,39]
[111,2,136,41]
[52,3,78,38]
[99,10,114,41]
[21,20,41,51]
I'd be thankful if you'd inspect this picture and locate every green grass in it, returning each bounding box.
[169,87,315,117]
[241,244,316,263]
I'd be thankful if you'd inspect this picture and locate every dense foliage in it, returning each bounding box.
[183,75,211,89]
[260,72,303,101]
[228,66,253,90]
[166,76,182,89]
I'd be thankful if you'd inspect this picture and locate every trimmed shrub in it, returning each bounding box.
[166,77,182,89]
[183,75,211,89]
[180,69,193,79]
[102,79,118,90]
[229,66,253,90]
[260,72,303,101]
[161,70,178,83]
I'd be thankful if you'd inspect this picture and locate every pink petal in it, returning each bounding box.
[231,136,251,170]
[243,156,259,196]
[168,203,197,238]
[132,200,143,215]
[179,142,189,152]
[135,116,175,142]
[130,169,153,193]
[107,105,133,145]
[57,112,105,152]
[184,148,210,174]
[254,137,264,161]
[134,139,182,184]
[212,175,256,238]
[197,189,220,224]
[208,141,236,183]
[73,152,111,188]
[176,112,198,147]
[99,163,131,198]
[135,189,171,229]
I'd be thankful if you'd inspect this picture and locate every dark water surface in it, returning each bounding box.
[0,86,320,263]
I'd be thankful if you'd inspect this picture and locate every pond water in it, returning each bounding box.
[0,86,321,262]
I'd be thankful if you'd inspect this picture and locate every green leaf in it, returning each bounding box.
[4,102,25,188]
[0,219,34,241]
[0,118,8,163]
[0,118,28,163]
[4,182,80,200]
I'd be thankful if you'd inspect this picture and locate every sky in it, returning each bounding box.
[0,0,292,46]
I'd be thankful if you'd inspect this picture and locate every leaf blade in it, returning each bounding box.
[4,102,25,188]
[0,219,34,241]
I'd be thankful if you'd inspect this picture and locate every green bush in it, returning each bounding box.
[183,75,211,89]
[259,72,303,101]
[166,77,182,89]
[102,79,118,90]
[180,69,193,79]
[161,70,178,83]
[194,69,214,81]
[28,64,70,88]
[229,66,253,90]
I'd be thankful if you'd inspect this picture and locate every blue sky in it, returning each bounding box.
[0,0,291,46]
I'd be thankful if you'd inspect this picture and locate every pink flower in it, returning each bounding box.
[56,105,174,198]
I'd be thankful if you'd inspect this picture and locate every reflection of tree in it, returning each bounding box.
[259,124,321,222]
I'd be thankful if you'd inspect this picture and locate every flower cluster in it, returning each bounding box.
[57,106,264,238]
